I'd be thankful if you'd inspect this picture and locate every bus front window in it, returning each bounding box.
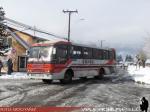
[29,47,39,59]
[28,46,53,62]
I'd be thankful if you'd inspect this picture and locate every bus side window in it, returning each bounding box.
[83,47,88,59]
[93,49,98,59]
[109,51,113,59]
[106,51,109,59]
[83,47,92,59]
[103,50,108,60]
[113,50,116,60]
[93,49,103,60]
[99,50,103,60]
[71,46,82,59]
[56,45,68,64]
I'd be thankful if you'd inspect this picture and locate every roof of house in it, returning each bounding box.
[7,27,48,49]
[8,27,47,41]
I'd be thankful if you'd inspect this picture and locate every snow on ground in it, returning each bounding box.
[127,65,150,84]
[0,72,29,79]
[0,65,150,85]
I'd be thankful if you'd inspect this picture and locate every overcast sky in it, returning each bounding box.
[1,0,150,56]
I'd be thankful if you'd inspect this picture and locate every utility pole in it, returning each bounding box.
[33,26,36,37]
[63,9,78,41]
[100,40,105,48]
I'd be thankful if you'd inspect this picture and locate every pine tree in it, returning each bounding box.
[0,7,9,51]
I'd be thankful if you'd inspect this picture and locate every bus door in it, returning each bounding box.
[53,45,69,72]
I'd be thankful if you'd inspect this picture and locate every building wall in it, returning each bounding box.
[10,31,34,71]
[6,28,47,72]
[11,38,26,71]
[16,31,34,45]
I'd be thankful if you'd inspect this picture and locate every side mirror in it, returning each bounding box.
[26,50,30,56]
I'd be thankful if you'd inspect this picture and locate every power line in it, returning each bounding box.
[63,9,78,41]
[5,17,66,40]
[6,22,25,29]
[0,7,67,40]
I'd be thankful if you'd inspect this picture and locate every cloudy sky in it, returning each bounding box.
[1,0,150,56]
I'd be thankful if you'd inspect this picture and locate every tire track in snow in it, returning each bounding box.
[0,81,53,106]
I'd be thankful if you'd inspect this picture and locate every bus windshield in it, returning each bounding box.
[28,46,54,62]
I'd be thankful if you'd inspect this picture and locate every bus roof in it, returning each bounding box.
[32,40,114,51]
[32,40,70,46]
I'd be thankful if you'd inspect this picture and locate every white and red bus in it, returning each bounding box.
[27,40,116,84]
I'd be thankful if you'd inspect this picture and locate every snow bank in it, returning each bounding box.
[0,72,29,79]
[128,66,150,84]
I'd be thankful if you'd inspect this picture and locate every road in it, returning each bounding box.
[0,74,150,111]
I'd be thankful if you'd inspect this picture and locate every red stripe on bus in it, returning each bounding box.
[53,59,72,73]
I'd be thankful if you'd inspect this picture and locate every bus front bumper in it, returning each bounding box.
[27,72,64,80]
[27,73,53,79]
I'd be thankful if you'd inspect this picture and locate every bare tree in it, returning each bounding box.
[137,50,147,68]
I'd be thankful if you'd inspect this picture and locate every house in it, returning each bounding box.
[0,27,48,72]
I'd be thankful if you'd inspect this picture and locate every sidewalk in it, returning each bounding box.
[0,72,29,79]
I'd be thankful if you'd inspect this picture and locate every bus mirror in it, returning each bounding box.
[52,48,56,55]
[26,50,30,56]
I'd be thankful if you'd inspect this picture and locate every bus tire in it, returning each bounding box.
[42,79,52,84]
[60,70,73,84]
[95,68,105,79]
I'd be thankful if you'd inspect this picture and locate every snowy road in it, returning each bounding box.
[0,75,150,112]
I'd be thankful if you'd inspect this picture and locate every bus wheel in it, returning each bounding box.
[60,71,73,84]
[95,68,105,79]
[42,79,52,84]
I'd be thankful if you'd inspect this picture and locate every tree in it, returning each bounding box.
[138,50,147,60]
[0,7,9,50]
[0,7,7,37]
[125,54,133,62]
[116,54,123,63]
[137,50,147,68]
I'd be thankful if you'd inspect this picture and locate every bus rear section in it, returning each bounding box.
[27,41,116,84]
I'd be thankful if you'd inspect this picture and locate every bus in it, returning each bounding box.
[27,40,116,84]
